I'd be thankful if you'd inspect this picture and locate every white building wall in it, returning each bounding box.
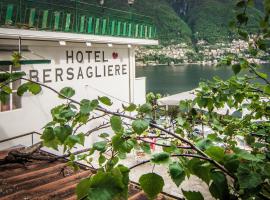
[0,41,143,150]
[134,77,146,105]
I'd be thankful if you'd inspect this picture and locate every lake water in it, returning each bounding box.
[136,64,270,95]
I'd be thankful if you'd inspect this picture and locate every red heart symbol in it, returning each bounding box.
[112,52,118,59]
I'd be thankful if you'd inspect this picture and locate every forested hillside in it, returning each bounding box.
[104,0,192,44]
[102,0,264,44]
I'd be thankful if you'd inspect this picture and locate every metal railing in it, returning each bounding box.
[0,131,41,146]
[0,0,157,39]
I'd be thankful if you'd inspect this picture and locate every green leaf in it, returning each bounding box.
[187,158,211,184]
[0,91,9,103]
[232,64,241,75]
[99,133,110,138]
[132,120,149,134]
[10,71,26,80]
[234,148,261,162]
[168,162,185,187]
[257,71,268,79]
[182,190,204,200]
[205,146,225,162]
[118,152,127,159]
[1,85,12,94]
[110,116,123,133]
[41,127,59,150]
[111,135,133,154]
[179,100,189,112]
[28,82,41,95]
[41,127,55,142]
[112,134,124,151]
[80,99,95,114]
[238,29,248,40]
[209,171,229,200]
[122,103,137,112]
[196,138,213,150]
[98,154,106,165]
[264,85,270,94]
[140,142,151,154]
[76,178,91,200]
[139,173,164,200]
[59,87,75,99]
[93,141,107,152]
[224,154,240,173]
[54,125,72,144]
[87,169,126,200]
[66,133,85,148]
[236,164,263,189]
[88,188,114,200]
[138,103,152,113]
[98,96,113,106]
[17,83,29,96]
[151,152,170,164]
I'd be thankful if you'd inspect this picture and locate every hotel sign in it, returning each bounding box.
[28,49,129,84]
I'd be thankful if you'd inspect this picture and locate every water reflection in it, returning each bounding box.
[136,64,270,95]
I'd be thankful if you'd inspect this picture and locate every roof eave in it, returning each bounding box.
[0,28,159,46]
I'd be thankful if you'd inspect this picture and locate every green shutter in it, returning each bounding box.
[123,22,127,36]
[135,24,139,38]
[139,25,143,38]
[102,18,107,35]
[110,20,116,36]
[79,15,85,33]
[149,26,152,38]
[128,23,132,37]
[64,13,71,32]
[153,27,157,38]
[144,25,148,38]
[117,21,121,36]
[53,11,60,30]
[41,10,48,29]
[5,4,14,25]
[87,17,93,33]
[95,18,100,34]
[28,8,36,27]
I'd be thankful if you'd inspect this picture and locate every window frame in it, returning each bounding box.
[0,65,22,112]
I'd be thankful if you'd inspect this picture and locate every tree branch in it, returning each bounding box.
[138,138,192,149]
[129,154,213,170]
[16,77,234,179]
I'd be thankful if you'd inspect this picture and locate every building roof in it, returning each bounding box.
[157,90,196,106]
[0,148,176,200]
[157,89,236,116]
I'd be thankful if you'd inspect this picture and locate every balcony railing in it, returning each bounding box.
[0,0,157,39]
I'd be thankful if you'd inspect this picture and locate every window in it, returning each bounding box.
[0,65,22,112]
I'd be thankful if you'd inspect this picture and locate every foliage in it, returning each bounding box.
[0,1,270,200]
[104,0,192,44]
[105,0,264,44]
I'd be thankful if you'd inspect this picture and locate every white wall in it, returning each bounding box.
[0,42,143,150]
[134,77,146,105]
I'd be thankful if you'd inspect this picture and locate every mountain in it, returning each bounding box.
[172,0,263,43]
[102,0,264,44]
[104,0,192,44]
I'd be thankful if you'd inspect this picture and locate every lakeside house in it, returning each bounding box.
[0,0,158,149]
